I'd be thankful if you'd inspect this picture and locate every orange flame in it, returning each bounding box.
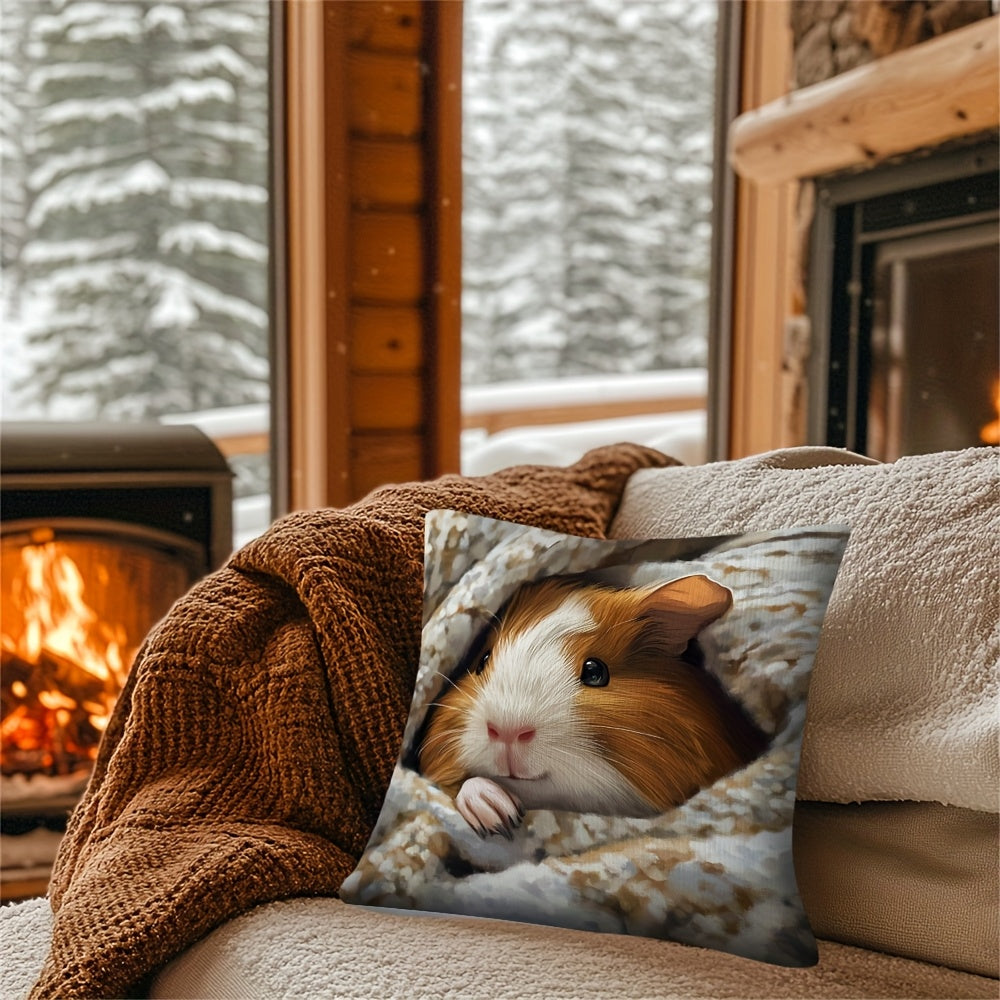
[980,378,1000,446]
[1,541,129,776]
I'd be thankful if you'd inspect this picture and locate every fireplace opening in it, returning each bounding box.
[1,421,232,898]
[808,139,999,459]
[2,522,202,791]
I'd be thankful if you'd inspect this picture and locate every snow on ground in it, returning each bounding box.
[461,409,706,477]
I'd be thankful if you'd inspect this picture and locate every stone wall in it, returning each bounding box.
[791,0,995,88]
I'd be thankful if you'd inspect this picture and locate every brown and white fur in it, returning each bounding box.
[418,574,768,838]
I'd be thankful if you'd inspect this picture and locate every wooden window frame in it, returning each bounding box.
[725,0,799,459]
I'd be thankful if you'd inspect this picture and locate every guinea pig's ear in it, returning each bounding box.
[640,575,733,654]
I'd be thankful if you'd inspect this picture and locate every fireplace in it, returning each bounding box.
[806,139,999,459]
[1,421,232,899]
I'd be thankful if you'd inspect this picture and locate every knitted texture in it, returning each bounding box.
[30,444,671,1000]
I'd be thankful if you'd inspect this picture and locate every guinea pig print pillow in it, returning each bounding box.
[341,513,849,967]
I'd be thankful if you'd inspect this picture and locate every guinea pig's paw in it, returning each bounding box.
[456,776,523,838]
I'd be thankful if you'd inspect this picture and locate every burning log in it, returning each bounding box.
[1,646,111,777]
[1,540,132,779]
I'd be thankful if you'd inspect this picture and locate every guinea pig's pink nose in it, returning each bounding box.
[487,722,536,744]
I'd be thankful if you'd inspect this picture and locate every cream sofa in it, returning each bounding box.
[2,446,997,999]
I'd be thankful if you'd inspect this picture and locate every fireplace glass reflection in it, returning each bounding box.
[810,140,999,458]
[868,225,999,461]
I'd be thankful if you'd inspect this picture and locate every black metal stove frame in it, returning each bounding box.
[1,421,233,572]
[806,137,999,454]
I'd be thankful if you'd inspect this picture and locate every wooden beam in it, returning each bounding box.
[211,431,270,459]
[347,50,423,138]
[347,0,421,52]
[352,373,423,429]
[350,213,423,302]
[284,1,461,502]
[285,0,352,510]
[730,16,1000,185]
[351,432,424,495]
[350,306,423,371]
[351,139,423,210]
[1,877,52,902]
[728,0,799,459]
[462,393,706,435]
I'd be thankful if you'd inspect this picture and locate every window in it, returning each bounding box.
[1,0,272,546]
[460,0,717,472]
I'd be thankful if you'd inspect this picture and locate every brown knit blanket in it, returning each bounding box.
[29,444,670,999]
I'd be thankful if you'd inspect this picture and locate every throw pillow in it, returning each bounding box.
[341,512,849,967]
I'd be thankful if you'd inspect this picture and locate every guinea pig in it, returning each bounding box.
[418,573,768,838]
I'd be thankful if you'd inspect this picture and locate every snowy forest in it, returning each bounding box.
[1,0,717,419]
[462,0,717,384]
[1,0,270,421]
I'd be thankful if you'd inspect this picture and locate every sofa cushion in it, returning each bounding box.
[794,800,999,978]
[0,896,53,1000]
[340,511,848,967]
[144,896,999,999]
[3,894,995,1000]
[609,446,999,811]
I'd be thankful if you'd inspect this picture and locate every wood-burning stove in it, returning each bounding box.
[1,421,232,899]
[807,139,999,459]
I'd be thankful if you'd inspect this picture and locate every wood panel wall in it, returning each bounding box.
[284,0,461,510]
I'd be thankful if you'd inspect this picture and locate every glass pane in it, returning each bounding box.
[1,0,271,546]
[869,229,999,461]
[461,0,715,472]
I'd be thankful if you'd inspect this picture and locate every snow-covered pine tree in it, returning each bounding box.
[462,0,716,385]
[561,0,716,376]
[462,0,572,385]
[14,0,269,420]
[0,0,31,316]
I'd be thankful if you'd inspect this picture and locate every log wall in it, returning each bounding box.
[285,1,461,509]
[346,2,428,497]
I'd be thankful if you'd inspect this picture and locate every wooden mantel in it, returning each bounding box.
[729,15,999,185]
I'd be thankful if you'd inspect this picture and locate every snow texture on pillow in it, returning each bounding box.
[341,512,848,967]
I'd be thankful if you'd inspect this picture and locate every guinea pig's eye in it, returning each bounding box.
[472,649,490,676]
[580,657,609,687]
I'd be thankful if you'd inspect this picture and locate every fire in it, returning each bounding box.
[980,378,1000,446]
[1,540,130,777]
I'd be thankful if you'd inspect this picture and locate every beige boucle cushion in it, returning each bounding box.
[610,446,999,811]
[3,888,997,1000]
[794,800,999,978]
[610,446,998,978]
[148,897,998,999]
